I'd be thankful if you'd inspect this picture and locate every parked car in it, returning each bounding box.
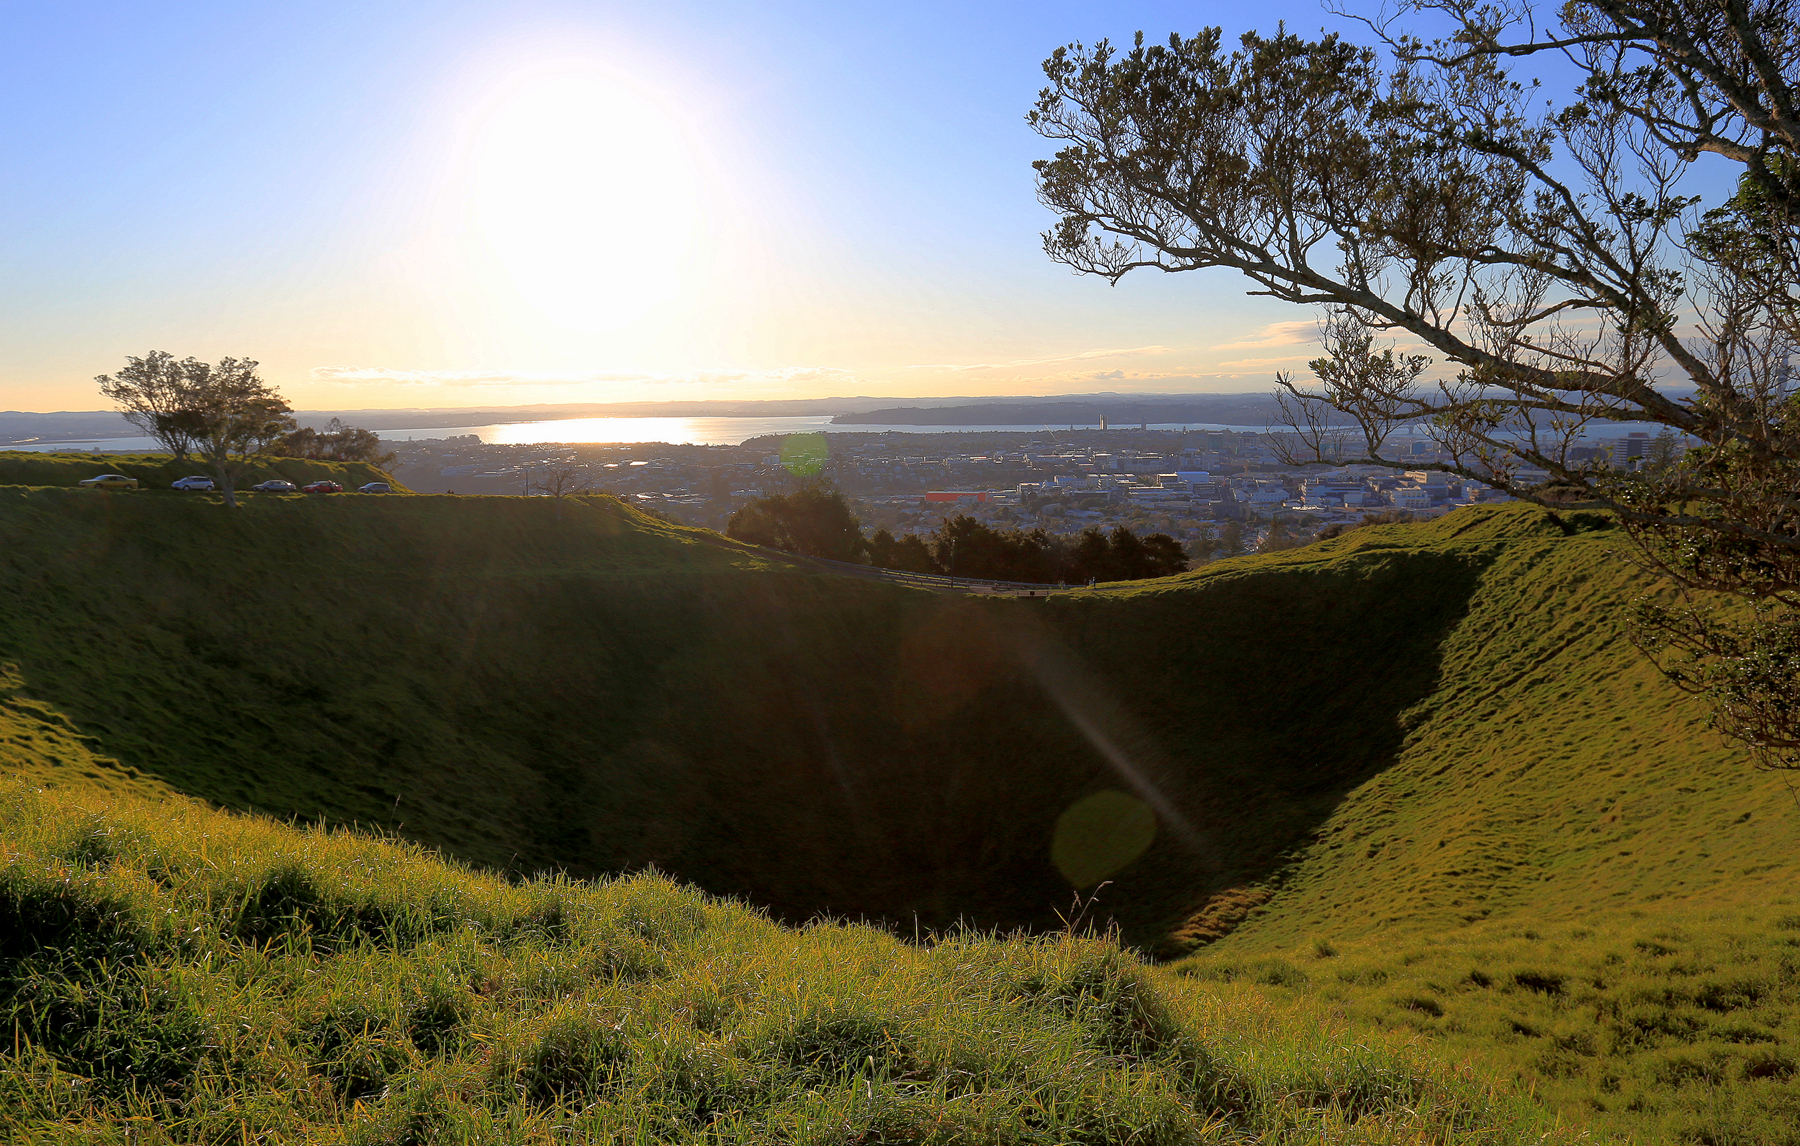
[77,474,138,489]
[171,475,215,491]
[301,480,343,494]
[358,482,391,494]
[250,479,297,493]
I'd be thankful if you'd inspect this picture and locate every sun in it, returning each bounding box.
[465,66,705,334]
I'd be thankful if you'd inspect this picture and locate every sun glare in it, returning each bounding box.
[466,67,705,334]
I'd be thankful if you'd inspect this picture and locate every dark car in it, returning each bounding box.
[358,481,392,494]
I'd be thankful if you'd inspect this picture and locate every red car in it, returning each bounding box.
[300,480,343,494]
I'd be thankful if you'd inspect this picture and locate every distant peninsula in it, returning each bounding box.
[831,394,1286,427]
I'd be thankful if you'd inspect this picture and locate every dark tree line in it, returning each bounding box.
[727,484,1188,583]
[871,515,1189,583]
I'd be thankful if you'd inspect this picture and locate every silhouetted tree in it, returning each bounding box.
[929,514,1061,582]
[867,515,1189,583]
[1136,530,1189,577]
[1067,528,1114,583]
[1216,521,1245,557]
[97,351,291,508]
[727,483,868,562]
[272,417,397,468]
[869,528,938,573]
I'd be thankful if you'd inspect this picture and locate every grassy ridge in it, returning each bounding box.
[0,487,1499,946]
[0,781,1567,1144]
[1168,510,1800,1141]
[4,490,1798,1138]
[0,450,401,491]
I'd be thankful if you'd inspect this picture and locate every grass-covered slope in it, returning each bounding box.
[5,489,1798,1139]
[0,450,400,491]
[1166,510,1800,1142]
[0,488,1501,946]
[1178,511,1797,946]
[0,782,1567,1144]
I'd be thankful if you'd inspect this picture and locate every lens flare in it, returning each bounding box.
[780,432,829,475]
[1052,790,1156,887]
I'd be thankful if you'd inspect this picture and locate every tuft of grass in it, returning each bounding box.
[0,782,1567,1144]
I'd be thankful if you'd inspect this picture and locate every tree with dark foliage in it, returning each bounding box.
[1031,1,1800,767]
[868,528,938,573]
[868,515,1189,583]
[727,484,869,563]
[272,417,396,468]
[98,352,291,508]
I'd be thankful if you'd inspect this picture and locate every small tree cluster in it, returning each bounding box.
[97,351,292,508]
[873,514,1190,584]
[271,417,395,467]
[725,484,870,563]
[726,487,1190,584]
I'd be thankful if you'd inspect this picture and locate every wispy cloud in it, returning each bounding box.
[1213,354,1312,371]
[309,365,861,389]
[1210,320,1316,351]
[906,345,1173,372]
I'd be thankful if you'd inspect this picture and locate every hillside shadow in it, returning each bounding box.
[531,541,1496,952]
[1021,548,1496,951]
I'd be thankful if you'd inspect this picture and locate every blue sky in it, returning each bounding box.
[0,1,1492,410]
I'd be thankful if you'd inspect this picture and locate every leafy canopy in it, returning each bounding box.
[1031,1,1800,766]
[97,352,293,507]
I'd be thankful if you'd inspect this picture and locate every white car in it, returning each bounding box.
[171,475,215,491]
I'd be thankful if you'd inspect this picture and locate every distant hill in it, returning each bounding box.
[831,394,1287,426]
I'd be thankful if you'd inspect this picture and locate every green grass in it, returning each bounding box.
[4,488,1798,1138]
[1161,511,1800,1141]
[0,450,401,492]
[1176,911,1800,1143]
[0,782,1566,1143]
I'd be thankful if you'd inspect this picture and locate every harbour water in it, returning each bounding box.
[8,413,1673,454]
[9,415,1266,453]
